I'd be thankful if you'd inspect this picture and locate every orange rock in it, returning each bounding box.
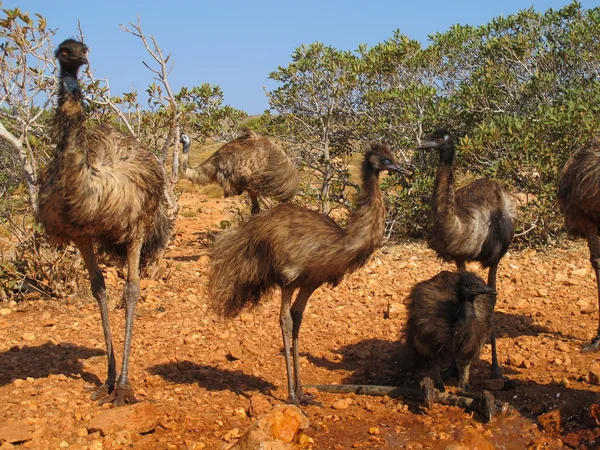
[87,402,162,437]
[537,409,561,434]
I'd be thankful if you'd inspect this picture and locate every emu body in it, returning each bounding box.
[180,131,299,214]
[209,143,402,404]
[417,129,517,380]
[406,271,496,393]
[558,140,600,351]
[36,39,173,405]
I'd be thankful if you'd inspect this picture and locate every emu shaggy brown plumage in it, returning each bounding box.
[209,143,402,404]
[36,39,173,405]
[417,129,517,380]
[180,131,299,214]
[558,140,600,351]
[406,271,496,394]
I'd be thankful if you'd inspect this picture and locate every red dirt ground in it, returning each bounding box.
[2,191,600,449]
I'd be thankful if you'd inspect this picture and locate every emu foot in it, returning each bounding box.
[583,336,600,352]
[286,391,322,406]
[99,383,138,406]
[420,377,439,410]
[480,390,496,423]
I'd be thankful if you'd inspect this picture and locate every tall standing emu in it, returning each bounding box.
[36,39,173,405]
[406,271,497,394]
[209,143,403,404]
[417,129,517,380]
[179,131,299,214]
[558,140,600,351]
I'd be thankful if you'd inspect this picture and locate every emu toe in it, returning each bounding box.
[480,390,496,423]
[420,377,437,410]
[583,336,600,352]
[89,383,113,402]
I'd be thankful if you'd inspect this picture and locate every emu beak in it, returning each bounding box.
[416,141,435,150]
[387,164,406,176]
[79,55,89,65]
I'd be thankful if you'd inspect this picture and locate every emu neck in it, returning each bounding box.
[184,158,217,185]
[54,68,86,154]
[344,161,386,253]
[433,146,457,222]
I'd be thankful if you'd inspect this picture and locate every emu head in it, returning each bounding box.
[366,142,404,174]
[417,129,455,151]
[180,133,191,154]
[55,39,89,73]
[457,272,497,302]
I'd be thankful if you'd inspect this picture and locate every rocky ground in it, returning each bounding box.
[2,189,600,449]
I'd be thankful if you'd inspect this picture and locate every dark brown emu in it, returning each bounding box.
[179,131,299,214]
[208,143,402,404]
[558,140,600,351]
[36,39,173,405]
[406,270,496,394]
[417,129,517,380]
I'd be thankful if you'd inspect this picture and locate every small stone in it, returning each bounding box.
[589,363,600,385]
[221,428,241,443]
[332,398,352,410]
[87,402,162,436]
[0,420,34,444]
[249,394,271,418]
[368,427,380,435]
[89,440,103,450]
[507,353,524,368]
[538,409,561,433]
[536,288,548,297]
[555,342,569,352]
[572,268,589,277]
[510,298,527,309]
[483,378,505,391]
[76,428,88,437]
[0,308,12,316]
[21,333,35,342]
[12,379,25,387]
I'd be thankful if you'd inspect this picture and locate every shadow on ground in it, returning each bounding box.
[149,360,276,395]
[0,342,104,386]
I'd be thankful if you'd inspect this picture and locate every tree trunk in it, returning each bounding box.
[0,123,38,211]
[171,124,180,183]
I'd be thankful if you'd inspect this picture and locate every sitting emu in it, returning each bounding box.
[417,129,516,381]
[209,143,403,404]
[179,131,299,214]
[405,271,496,397]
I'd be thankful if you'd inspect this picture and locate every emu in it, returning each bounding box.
[406,270,496,394]
[208,143,402,404]
[36,39,173,405]
[558,140,600,351]
[417,129,517,380]
[179,131,299,214]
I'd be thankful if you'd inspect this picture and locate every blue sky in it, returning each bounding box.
[8,0,600,115]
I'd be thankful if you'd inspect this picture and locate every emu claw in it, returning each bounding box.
[420,377,437,410]
[583,337,600,352]
[287,391,322,407]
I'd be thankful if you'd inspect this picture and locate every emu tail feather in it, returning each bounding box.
[208,224,277,318]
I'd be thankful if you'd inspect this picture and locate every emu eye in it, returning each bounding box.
[61,49,68,56]
[436,137,444,143]
[382,158,391,165]
[470,283,477,290]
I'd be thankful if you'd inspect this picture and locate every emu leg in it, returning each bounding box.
[76,238,116,401]
[279,286,298,403]
[291,285,318,404]
[103,238,143,405]
[487,263,503,379]
[584,227,600,352]
[431,360,445,392]
[249,193,261,215]
[457,361,471,392]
